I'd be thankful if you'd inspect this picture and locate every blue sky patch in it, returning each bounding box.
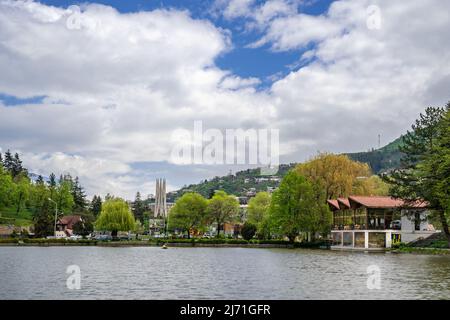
[0,93,46,106]
[39,0,333,87]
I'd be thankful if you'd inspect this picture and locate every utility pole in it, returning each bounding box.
[48,198,58,237]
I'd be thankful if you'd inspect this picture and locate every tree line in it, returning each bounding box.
[384,102,450,247]
[166,102,450,246]
[168,153,391,242]
[0,151,103,237]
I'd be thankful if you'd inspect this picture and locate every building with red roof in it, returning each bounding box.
[56,215,83,237]
[328,196,435,250]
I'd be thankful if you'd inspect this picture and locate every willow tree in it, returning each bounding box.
[95,198,135,238]
[296,153,376,199]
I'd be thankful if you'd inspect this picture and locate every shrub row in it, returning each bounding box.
[0,238,18,244]
[151,238,329,247]
[0,238,97,245]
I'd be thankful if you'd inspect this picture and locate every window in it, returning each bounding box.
[355,232,365,248]
[368,232,386,248]
[343,232,353,246]
[332,232,342,246]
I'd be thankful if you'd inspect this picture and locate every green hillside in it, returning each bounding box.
[168,164,297,200]
[171,136,405,199]
[346,136,404,174]
[0,206,33,226]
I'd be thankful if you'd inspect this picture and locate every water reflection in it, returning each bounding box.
[0,247,449,300]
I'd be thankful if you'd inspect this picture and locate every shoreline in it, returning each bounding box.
[0,241,313,249]
[0,240,449,254]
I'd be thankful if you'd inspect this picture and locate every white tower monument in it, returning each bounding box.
[154,178,167,218]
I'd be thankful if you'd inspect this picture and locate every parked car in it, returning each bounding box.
[95,234,112,241]
[118,234,131,241]
[69,235,82,240]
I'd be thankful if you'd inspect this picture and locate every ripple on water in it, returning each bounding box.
[1,247,450,299]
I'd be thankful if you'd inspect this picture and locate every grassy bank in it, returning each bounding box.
[390,246,450,255]
[0,206,33,226]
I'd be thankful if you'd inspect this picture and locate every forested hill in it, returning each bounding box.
[171,136,405,200]
[168,164,297,201]
[346,136,404,174]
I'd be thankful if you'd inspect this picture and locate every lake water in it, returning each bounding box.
[1,247,450,300]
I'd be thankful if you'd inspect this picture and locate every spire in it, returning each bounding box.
[154,178,167,218]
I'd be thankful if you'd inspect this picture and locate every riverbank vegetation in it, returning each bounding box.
[383,103,450,247]
[1,103,448,249]
[0,151,95,234]
[167,154,390,243]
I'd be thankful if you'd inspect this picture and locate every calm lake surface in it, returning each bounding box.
[1,247,450,300]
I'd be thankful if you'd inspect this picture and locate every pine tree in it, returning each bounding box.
[71,176,87,212]
[3,150,13,173]
[57,175,74,215]
[48,173,56,199]
[33,199,54,238]
[385,105,449,247]
[12,152,25,178]
[36,175,44,185]
[48,173,56,188]
[386,106,446,201]
[419,103,450,247]
[90,195,103,217]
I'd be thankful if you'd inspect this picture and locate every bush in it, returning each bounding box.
[0,238,18,244]
[241,222,257,241]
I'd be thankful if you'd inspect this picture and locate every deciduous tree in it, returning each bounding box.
[206,191,239,236]
[169,192,208,238]
[269,171,331,242]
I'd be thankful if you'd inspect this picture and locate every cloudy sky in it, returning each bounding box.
[0,0,449,199]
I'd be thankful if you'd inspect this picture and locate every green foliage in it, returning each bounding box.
[95,198,135,236]
[421,106,450,213]
[296,153,373,200]
[169,192,208,238]
[384,104,450,247]
[71,176,88,212]
[72,214,94,236]
[206,190,240,236]
[90,195,102,217]
[33,198,55,238]
[247,192,270,225]
[268,170,332,242]
[54,176,75,215]
[347,136,404,174]
[241,222,257,240]
[0,166,15,207]
[169,164,296,200]
[12,175,30,215]
[247,191,272,239]
[132,192,145,224]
